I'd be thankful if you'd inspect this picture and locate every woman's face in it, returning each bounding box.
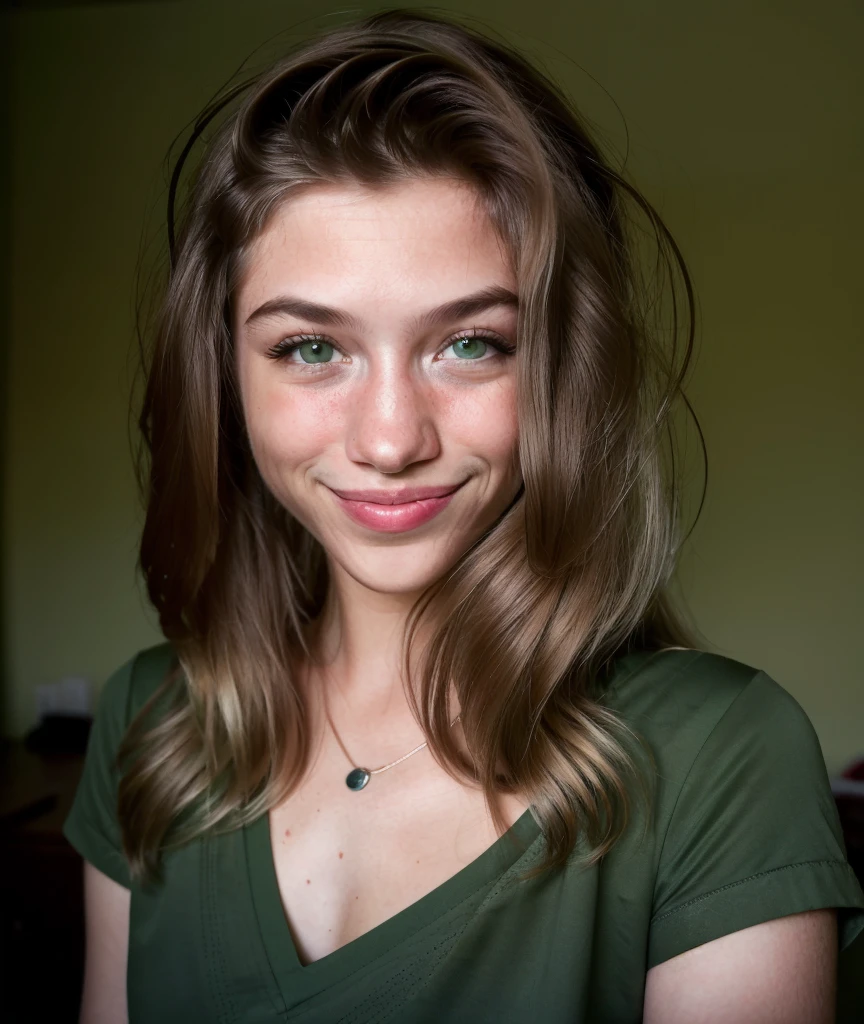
[234,177,522,598]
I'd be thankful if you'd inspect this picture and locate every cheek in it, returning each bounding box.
[241,372,345,477]
[446,378,519,465]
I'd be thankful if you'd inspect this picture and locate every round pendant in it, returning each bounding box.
[346,767,371,791]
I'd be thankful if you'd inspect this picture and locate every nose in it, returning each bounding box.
[344,362,441,474]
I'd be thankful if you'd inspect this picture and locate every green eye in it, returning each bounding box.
[451,336,488,359]
[297,340,334,363]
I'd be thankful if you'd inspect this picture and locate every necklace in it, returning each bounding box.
[325,700,462,791]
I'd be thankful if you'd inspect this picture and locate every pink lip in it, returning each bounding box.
[327,481,466,533]
[329,483,464,504]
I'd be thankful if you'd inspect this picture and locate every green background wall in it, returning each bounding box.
[4,1,862,774]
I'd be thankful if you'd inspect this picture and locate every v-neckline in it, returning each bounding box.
[245,802,542,1006]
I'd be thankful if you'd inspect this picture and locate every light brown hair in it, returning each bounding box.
[121,8,704,882]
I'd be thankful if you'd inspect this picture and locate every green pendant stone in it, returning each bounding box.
[346,768,371,791]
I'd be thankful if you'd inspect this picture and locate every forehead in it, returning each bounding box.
[234,178,514,320]
[254,176,492,245]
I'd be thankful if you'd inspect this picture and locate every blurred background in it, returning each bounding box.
[1,0,861,1019]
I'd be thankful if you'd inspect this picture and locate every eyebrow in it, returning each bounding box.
[243,284,519,332]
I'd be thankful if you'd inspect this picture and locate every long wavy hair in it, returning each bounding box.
[119,8,706,883]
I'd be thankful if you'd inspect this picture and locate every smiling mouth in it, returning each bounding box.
[327,481,466,533]
[328,482,466,505]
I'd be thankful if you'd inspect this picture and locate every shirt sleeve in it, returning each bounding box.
[648,669,864,968]
[63,652,138,889]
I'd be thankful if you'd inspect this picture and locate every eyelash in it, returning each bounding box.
[264,328,516,368]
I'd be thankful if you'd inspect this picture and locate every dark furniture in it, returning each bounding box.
[0,740,85,1023]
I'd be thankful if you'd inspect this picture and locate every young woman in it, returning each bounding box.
[64,9,864,1023]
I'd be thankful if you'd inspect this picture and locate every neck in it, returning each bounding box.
[300,562,443,771]
[307,560,430,712]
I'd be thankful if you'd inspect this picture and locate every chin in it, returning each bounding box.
[332,540,467,597]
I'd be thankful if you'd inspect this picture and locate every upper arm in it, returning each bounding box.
[648,668,864,967]
[80,859,131,1024]
[643,908,837,1024]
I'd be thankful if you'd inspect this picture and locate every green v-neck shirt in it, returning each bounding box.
[64,643,864,1022]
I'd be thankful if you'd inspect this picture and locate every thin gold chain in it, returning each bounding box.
[324,696,461,775]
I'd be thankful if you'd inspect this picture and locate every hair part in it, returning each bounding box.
[122,8,705,882]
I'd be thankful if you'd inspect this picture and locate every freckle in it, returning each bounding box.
[355,896,359,900]
[338,851,343,859]
[416,860,420,864]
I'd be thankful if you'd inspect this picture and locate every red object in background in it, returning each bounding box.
[832,757,864,884]
[840,758,864,782]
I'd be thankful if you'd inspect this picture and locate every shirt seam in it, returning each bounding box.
[203,835,236,1023]
[651,857,848,924]
[64,816,132,889]
[344,837,544,1024]
[242,823,289,1018]
[651,662,763,902]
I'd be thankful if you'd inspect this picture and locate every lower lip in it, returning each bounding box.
[330,486,463,533]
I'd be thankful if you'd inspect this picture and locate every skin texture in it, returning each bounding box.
[642,908,837,1023]
[234,176,523,671]
[80,177,839,1020]
[232,177,530,964]
[80,861,130,1024]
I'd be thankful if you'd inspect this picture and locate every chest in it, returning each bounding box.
[267,742,528,964]
[126,811,653,1024]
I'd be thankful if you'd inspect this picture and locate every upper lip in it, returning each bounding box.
[328,482,466,504]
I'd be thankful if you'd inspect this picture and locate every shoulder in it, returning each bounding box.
[623,651,864,964]
[603,647,761,713]
[601,648,821,787]
[97,641,180,733]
